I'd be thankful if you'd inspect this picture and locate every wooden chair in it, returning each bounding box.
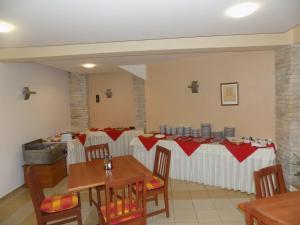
[85,143,110,207]
[134,145,171,218]
[25,166,82,225]
[254,164,287,199]
[98,175,147,225]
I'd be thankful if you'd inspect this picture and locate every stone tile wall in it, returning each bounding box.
[132,76,146,131]
[68,73,90,132]
[275,44,300,186]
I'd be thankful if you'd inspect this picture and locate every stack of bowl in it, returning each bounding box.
[184,127,191,137]
[192,128,200,137]
[165,126,172,135]
[177,127,184,136]
[212,131,223,139]
[224,127,235,138]
[201,123,211,138]
[171,127,177,135]
[160,125,166,134]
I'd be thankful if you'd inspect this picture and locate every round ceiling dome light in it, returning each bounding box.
[0,21,15,33]
[226,2,259,18]
[81,63,97,68]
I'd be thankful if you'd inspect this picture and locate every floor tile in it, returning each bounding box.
[174,209,198,222]
[217,209,245,222]
[172,190,191,200]
[196,209,221,222]
[190,190,210,199]
[198,222,223,225]
[173,200,194,210]
[192,199,214,210]
[207,190,230,198]
[176,222,199,225]
[230,198,251,207]
[187,182,207,191]
[171,183,188,191]
[0,177,250,225]
[211,198,235,209]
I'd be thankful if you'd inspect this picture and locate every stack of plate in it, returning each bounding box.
[165,126,172,135]
[160,125,166,134]
[171,127,177,135]
[184,127,191,137]
[224,127,235,138]
[192,128,200,137]
[177,127,184,136]
[201,123,211,138]
[212,131,223,139]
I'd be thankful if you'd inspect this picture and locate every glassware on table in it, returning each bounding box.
[104,155,113,170]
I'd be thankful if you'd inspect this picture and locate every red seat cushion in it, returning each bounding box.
[100,199,142,225]
[146,176,165,190]
[133,176,164,192]
[40,193,78,213]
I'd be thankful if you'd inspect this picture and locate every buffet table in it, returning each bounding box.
[130,137,276,193]
[85,129,143,156]
[65,129,143,165]
[66,139,86,165]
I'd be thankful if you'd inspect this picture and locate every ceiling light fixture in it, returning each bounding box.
[226,2,259,18]
[0,21,15,33]
[81,63,97,68]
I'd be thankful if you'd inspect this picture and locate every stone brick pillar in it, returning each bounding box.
[275,44,300,187]
[132,76,146,131]
[68,73,90,132]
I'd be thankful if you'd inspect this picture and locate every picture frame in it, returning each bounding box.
[220,82,239,106]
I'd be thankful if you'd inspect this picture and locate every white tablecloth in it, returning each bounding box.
[86,130,143,157]
[130,138,276,194]
[66,139,86,165]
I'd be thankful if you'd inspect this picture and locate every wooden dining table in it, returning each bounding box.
[238,191,300,225]
[68,155,153,192]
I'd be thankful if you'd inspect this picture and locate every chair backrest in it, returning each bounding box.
[85,143,109,162]
[153,145,171,186]
[104,175,146,225]
[24,166,45,219]
[254,164,286,199]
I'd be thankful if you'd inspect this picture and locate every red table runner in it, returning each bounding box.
[73,133,86,145]
[222,139,275,162]
[138,136,161,151]
[138,135,209,155]
[138,135,275,162]
[90,127,129,141]
[175,138,211,156]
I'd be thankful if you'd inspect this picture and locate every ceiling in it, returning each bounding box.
[0,0,300,49]
[39,52,203,74]
[1,0,300,74]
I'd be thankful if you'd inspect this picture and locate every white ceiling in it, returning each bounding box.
[0,0,300,48]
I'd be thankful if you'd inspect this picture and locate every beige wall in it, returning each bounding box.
[0,63,70,197]
[88,72,135,128]
[146,51,275,139]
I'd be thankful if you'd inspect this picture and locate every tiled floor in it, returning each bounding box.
[0,178,253,225]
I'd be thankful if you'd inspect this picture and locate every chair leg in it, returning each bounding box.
[89,188,92,206]
[110,188,114,201]
[163,190,169,218]
[77,213,83,225]
[154,194,158,206]
[96,188,102,207]
[37,220,45,225]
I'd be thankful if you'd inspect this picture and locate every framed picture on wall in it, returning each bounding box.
[220,82,239,106]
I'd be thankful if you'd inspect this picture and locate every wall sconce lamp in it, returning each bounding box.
[105,89,112,98]
[23,87,37,100]
[188,81,199,93]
